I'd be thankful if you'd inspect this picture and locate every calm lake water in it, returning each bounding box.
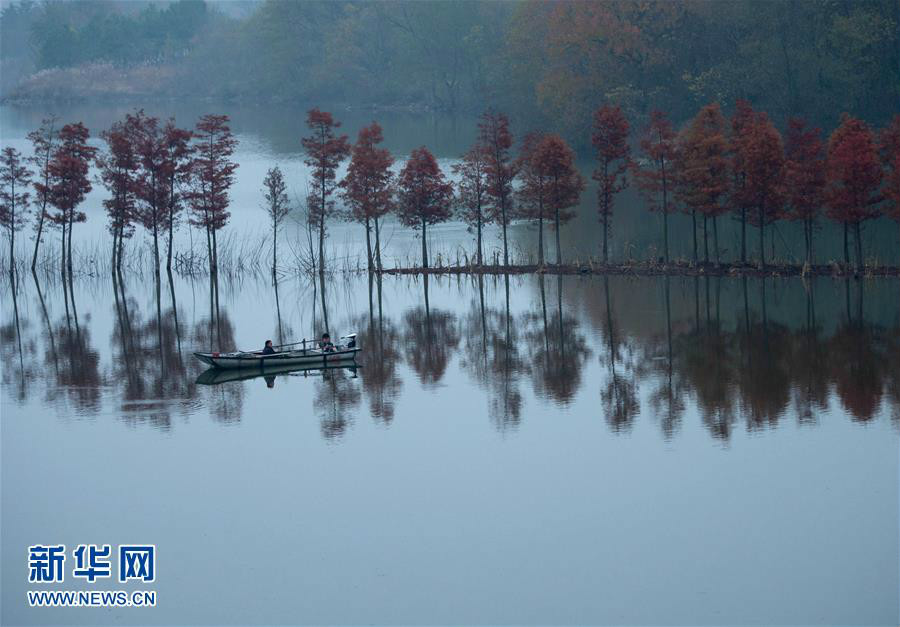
[1,103,899,626]
[2,269,898,626]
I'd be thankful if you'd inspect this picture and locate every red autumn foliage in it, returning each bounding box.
[99,115,141,270]
[340,121,394,271]
[531,134,583,265]
[633,110,676,261]
[27,117,58,271]
[729,99,756,262]
[826,113,882,268]
[162,119,193,271]
[741,111,785,267]
[189,114,238,273]
[591,104,630,262]
[478,111,517,265]
[516,132,550,263]
[47,122,97,277]
[783,117,826,264]
[675,103,729,264]
[452,141,491,266]
[878,115,900,262]
[0,147,32,273]
[302,108,350,271]
[397,146,453,269]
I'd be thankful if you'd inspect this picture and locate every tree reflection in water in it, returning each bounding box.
[403,275,460,387]
[599,276,640,433]
[523,274,591,406]
[357,273,402,424]
[1,272,898,440]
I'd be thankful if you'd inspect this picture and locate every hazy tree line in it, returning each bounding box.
[2,0,898,135]
[2,103,899,280]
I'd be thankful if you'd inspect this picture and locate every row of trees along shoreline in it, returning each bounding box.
[1,103,899,280]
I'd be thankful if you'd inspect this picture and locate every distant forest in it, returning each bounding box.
[2,0,898,136]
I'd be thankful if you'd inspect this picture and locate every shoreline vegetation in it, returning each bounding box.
[2,102,899,286]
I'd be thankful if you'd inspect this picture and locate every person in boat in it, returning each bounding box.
[262,340,276,355]
[319,333,336,352]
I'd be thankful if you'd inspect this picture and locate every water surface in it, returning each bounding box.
[2,269,898,626]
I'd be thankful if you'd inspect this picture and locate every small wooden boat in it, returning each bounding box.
[193,334,359,370]
[196,362,359,385]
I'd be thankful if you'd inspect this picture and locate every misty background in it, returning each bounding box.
[1,0,898,143]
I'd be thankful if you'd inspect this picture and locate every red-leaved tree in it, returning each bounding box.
[452,141,490,266]
[340,121,393,272]
[729,99,756,263]
[0,147,32,276]
[189,114,237,275]
[516,132,550,265]
[675,103,729,264]
[302,108,350,273]
[592,104,630,262]
[783,118,825,265]
[162,119,193,273]
[826,114,882,269]
[397,147,453,269]
[99,116,140,272]
[27,117,57,272]
[479,111,517,266]
[878,115,900,263]
[533,134,583,266]
[47,122,96,280]
[634,110,676,262]
[742,111,785,267]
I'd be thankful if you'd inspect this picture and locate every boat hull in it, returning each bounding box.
[196,362,359,385]
[193,347,360,370]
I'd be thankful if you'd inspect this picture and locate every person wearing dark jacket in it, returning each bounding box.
[318,333,335,352]
[262,340,276,355]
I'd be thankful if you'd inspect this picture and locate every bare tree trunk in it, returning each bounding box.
[67,212,74,282]
[602,211,609,262]
[555,208,562,267]
[691,210,698,262]
[713,216,720,265]
[32,205,46,272]
[475,206,482,266]
[374,217,382,272]
[421,218,429,269]
[842,222,849,266]
[166,207,175,273]
[740,207,747,263]
[537,213,544,266]
[700,214,711,265]
[364,217,373,272]
[855,221,863,270]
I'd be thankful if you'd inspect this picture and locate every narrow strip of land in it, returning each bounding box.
[379,261,900,278]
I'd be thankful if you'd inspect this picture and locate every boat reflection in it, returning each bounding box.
[196,362,360,386]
